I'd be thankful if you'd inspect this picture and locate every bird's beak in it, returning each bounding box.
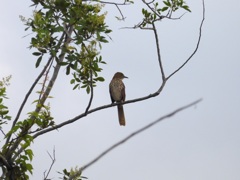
[124,75,128,79]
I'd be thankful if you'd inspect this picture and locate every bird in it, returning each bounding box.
[109,72,128,126]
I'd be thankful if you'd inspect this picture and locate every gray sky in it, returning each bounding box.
[1,0,240,179]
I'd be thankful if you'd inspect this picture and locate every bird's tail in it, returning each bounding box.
[117,105,125,126]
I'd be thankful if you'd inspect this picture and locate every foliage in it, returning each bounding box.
[0,76,11,127]
[22,0,110,93]
[140,0,191,28]
[58,167,88,180]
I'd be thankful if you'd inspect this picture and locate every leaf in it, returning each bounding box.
[95,77,105,82]
[161,6,169,12]
[73,84,79,90]
[25,149,34,161]
[0,110,8,115]
[163,0,171,7]
[70,79,75,84]
[105,29,112,34]
[66,65,71,75]
[32,52,42,56]
[182,5,191,12]
[59,61,69,66]
[35,56,42,68]
[86,86,90,94]
[26,163,33,174]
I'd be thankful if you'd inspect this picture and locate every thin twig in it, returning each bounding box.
[152,22,165,81]
[43,147,56,180]
[0,128,6,136]
[79,99,202,171]
[166,0,205,80]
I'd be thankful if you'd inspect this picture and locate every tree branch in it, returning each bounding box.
[152,22,165,81]
[5,57,53,146]
[32,79,166,139]
[6,26,74,161]
[166,0,205,80]
[69,98,202,178]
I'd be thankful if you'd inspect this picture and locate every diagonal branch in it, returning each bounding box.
[7,26,74,161]
[152,22,165,81]
[5,57,53,146]
[5,31,66,146]
[166,0,205,80]
[68,98,202,179]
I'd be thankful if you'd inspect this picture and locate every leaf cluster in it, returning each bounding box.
[24,0,111,93]
[141,0,191,27]
[58,167,88,180]
[0,76,11,127]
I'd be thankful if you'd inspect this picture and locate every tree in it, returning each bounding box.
[0,0,205,179]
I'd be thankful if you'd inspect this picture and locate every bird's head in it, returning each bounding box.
[113,72,128,79]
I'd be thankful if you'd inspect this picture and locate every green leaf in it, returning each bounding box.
[95,77,104,82]
[25,149,34,161]
[161,6,169,12]
[86,86,90,94]
[163,0,171,7]
[70,79,75,84]
[0,110,8,115]
[32,52,42,56]
[35,56,42,68]
[59,61,69,66]
[105,29,112,34]
[66,65,71,75]
[73,84,79,90]
[182,5,191,12]
[26,163,33,174]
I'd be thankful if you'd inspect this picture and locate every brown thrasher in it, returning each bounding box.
[109,72,128,126]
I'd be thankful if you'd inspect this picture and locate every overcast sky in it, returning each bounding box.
[0,0,240,179]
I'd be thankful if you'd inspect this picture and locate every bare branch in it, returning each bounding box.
[166,0,205,80]
[0,127,6,136]
[78,99,202,173]
[152,22,165,81]
[43,147,56,180]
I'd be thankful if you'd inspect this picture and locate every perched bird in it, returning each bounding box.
[109,72,128,126]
